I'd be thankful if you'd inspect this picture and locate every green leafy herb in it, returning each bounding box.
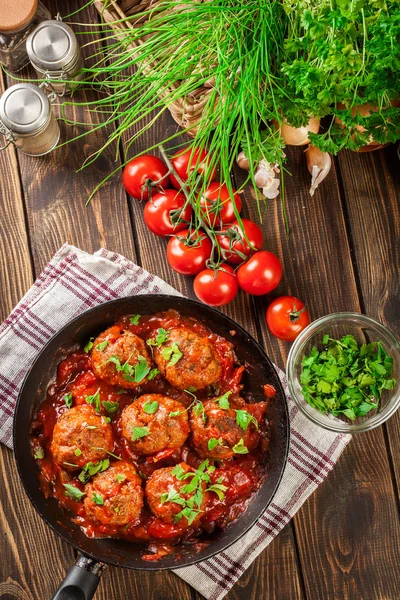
[143,399,159,414]
[134,356,151,383]
[206,483,228,501]
[160,342,183,366]
[108,354,151,384]
[92,493,104,505]
[235,410,258,431]
[63,483,85,501]
[84,337,94,353]
[132,426,150,441]
[74,448,82,457]
[207,437,223,451]
[232,439,249,455]
[188,386,197,393]
[216,391,231,410]
[102,400,120,415]
[85,388,101,413]
[106,450,122,461]
[147,328,169,347]
[78,458,110,484]
[161,489,186,506]
[63,462,79,467]
[114,507,120,514]
[64,392,73,409]
[148,368,160,380]
[96,340,109,352]
[301,335,397,420]
[130,314,141,325]
[115,474,126,483]
[34,447,44,460]
[192,401,206,423]
[86,425,97,430]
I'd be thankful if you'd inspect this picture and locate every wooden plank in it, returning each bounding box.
[241,146,400,599]
[336,146,400,494]
[0,72,76,600]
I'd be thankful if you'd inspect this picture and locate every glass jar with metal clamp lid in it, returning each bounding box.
[26,19,84,96]
[0,83,60,156]
[0,0,51,71]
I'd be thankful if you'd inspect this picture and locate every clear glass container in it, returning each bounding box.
[0,0,51,72]
[286,313,400,433]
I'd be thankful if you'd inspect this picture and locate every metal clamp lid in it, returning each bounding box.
[0,83,51,134]
[26,20,79,71]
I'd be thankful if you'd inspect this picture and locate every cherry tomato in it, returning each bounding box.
[194,265,238,306]
[143,189,192,236]
[167,229,212,275]
[170,147,216,189]
[237,251,282,295]
[266,296,310,341]
[122,155,169,200]
[218,219,263,265]
[199,183,242,227]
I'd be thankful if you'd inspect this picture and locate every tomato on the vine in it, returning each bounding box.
[266,296,310,341]
[167,229,212,275]
[170,147,216,189]
[199,183,242,227]
[122,155,169,200]
[237,250,282,295]
[218,219,263,265]
[194,265,238,306]
[143,189,192,236]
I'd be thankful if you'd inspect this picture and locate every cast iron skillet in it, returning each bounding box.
[13,295,290,600]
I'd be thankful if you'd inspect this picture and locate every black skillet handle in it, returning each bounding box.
[52,555,105,600]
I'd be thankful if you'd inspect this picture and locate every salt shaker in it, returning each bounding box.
[0,83,60,156]
[0,0,51,71]
[26,20,84,96]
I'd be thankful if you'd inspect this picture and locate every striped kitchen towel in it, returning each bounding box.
[0,244,351,600]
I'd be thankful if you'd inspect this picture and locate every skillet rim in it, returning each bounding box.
[13,294,290,571]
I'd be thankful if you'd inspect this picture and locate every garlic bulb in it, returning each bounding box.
[305,144,332,197]
[275,117,320,146]
[254,160,280,199]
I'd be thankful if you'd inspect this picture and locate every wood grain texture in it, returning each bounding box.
[336,146,400,503]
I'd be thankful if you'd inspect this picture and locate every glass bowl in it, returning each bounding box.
[286,313,400,433]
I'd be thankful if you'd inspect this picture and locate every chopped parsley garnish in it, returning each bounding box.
[143,399,159,414]
[232,438,249,454]
[115,474,126,483]
[160,342,183,366]
[130,314,141,325]
[106,450,122,461]
[148,368,160,380]
[63,483,85,501]
[74,448,82,457]
[63,462,79,467]
[301,335,397,420]
[208,437,223,451]
[147,328,169,347]
[235,410,258,431]
[132,426,150,441]
[85,388,101,413]
[108,355,151,384]
[86,425,97,430]
[78,458,110,484]
[102,400,119,415]
[206,482,228,501]
[114,507,120,514]
[84,337,94,353]
[64,392,73,409]
[96,340,109,352]
[92,493,104,505]
[216,391,231,410]
[34,447,44,460]
[192,401,206,423]
[161,489,186,506]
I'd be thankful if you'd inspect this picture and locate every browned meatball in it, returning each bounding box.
[190,399,263,459]
[83,461,143,526]
[91,325,152,390]
[51,405,113,471]
[121,394,189,455]
[145,463,209,527]
[152,327,221,391]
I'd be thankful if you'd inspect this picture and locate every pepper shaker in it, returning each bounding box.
[0,83,60,156]
[0,0,51,71]
[26,20,85,96]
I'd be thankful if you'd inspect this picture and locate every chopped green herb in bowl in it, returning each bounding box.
[287,313,400,433]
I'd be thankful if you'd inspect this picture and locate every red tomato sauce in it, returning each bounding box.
[30,310,272,560]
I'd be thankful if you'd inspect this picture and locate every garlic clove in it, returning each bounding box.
[305,144,332,197]
[237,151,250,171]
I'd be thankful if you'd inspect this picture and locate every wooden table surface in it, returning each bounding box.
[1,2,399,599]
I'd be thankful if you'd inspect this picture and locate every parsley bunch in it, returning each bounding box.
[301,334,396,420]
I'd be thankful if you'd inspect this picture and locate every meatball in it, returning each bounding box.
[51,405,113,471]
[121,394,189,455]
[153,327,222,391]
[84,461,143,526]
[91,325,152,390]
[145,463,208,527]
[190,399,263,460]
